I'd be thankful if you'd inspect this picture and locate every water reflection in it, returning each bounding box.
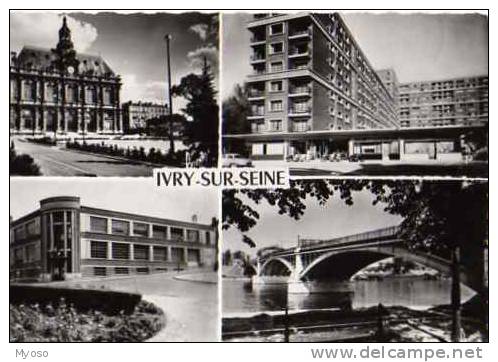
[223,277,475,315]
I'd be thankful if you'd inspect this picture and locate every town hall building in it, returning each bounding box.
[9,17,123,136]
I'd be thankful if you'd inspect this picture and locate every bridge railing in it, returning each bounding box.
[298,225,401,249]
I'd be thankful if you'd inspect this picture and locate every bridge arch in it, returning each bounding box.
[299,245,462,284]
[260,257,293,276]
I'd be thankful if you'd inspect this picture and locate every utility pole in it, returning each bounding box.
[451,245,462,342]
[165,34,175,155]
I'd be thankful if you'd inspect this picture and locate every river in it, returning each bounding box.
[222,277,476,316]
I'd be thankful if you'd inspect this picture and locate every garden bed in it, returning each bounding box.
[10,298,165,342]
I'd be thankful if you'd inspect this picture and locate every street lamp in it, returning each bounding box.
[164,34,175,155]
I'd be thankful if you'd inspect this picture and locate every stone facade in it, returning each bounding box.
[9,17,122,135]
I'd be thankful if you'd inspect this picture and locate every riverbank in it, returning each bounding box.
[222,297,487,342]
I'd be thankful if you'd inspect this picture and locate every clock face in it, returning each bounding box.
[67,66,75,74]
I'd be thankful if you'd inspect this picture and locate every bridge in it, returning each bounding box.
[253,225,484,294]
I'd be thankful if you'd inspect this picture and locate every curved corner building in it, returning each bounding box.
[10,196,217,282]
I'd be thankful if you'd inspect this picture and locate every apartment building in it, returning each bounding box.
[122,101,170,132]
[398,76,489,128]
[244,12,398,160]
[10,196,217,281]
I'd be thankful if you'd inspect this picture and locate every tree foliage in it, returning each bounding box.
[172,59,218,166]
[222,179,488,259]
[222,84,251,156]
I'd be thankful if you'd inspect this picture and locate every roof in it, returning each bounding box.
[16,45,116,77]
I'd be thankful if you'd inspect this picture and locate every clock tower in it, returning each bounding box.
[52,16,80,73]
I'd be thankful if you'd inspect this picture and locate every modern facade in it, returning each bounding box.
[398,76,489,128]
[10,196,217,281]
[9,17,122,136]
[224,12,488,162]
[122,101,170,132]
[244,12,398,160]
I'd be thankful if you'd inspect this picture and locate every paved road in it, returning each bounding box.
[63,271,219,342]
[13,139,155,177]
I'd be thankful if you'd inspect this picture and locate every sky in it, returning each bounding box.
[10,11,219,110]
[222,188,403,257]
[10,178,219,226]
[221,12,488,100]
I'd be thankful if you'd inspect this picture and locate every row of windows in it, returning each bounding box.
[90,240,199,263]
[89,216,207,242]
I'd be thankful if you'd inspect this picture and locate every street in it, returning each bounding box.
[53,270,219,342]
[12,139,155,177]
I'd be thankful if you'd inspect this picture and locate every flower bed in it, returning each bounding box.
[10,298,165,342]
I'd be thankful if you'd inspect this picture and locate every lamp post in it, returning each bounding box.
[165,34,175,155]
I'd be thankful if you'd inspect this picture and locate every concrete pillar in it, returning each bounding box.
[148,223,153,238]
[183,248,188,263]
[106,218,112,234]
[399,139,405,160]
[107,242,112,260]
[130,244,134,261]
[166,226,171,240]
[348,139,355,156]
[167,246,172,262]
[149,245,154,261]
[288,249,309,294]
[34,108,40,132]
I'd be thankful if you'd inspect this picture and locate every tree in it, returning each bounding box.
[222,179,488,341]
[222,84,251,155]
[172,58,218,166]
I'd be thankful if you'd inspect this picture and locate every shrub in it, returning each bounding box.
[10,148,41,176]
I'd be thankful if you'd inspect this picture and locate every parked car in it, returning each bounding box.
[222,153,253,167]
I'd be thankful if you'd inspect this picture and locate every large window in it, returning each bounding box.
[187,230,200,242]
[270,61,283,72]
[171,227,184,241]
[90,241,107,259]
[270,119,283,131]
[133,222,149,237]
[152,225,168,239]
[270,81,283,92]
[26,220,38,237]
[112,242,130,260]
[153,246,168,261]
[269,42,283,54]
[134,244,149,260]
[270,100,283,112]
[90,216,108,233]
[112,219,130,235]
[270,23,284,35]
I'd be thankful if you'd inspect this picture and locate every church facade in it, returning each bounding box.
[9,17,122,136]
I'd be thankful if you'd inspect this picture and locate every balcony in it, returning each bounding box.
[248,109,265,120]
[288,28,312,40]
[288,47,310,58]
[248,89,265,99]
[288,105,312,117]
[289,85,311,97]
[250,53,266,64]
[250,35,266,45]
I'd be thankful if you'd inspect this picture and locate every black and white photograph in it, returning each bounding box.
[221,180,488,342]
[9,11,219,176]
[222,12,488,177]
[9,178,219,342]
[6,7,492,354]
